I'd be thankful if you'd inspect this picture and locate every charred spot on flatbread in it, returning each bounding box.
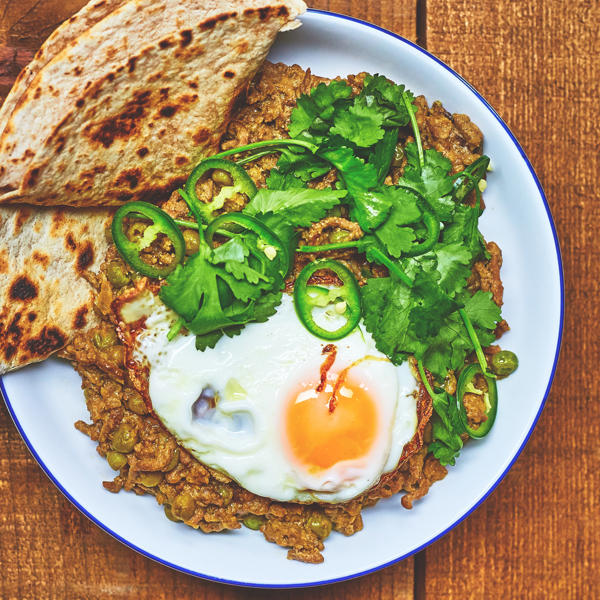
[180,30,193,47]
[9,276,38,301]
[32,251,50,267]
[73,306,89,329]
[14,208,32,233]
[76,242,95,271]
[65,233,77,251]
[114,168,142,190]
[159,105,177,118]
[24,167,40,189]
[85,90,153,149]
[201,12,238,31]
[25,326,67,358]
[137,176,186,204]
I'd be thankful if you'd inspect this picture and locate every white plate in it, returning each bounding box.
[0,9,563,588]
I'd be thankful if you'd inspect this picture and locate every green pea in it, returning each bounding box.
[491,350,519,377]
[105,261,130,288]
[242,515,265,530]
[211,168,233,186]
[165,447,180,472]
[110,423,138,453]
[306,514,332,540]
[164,504,180,522]
[217,484,233,506]
[125,389,147,415]
[138,471,163,487]
[329,229,350,244]
[106,451,127,471]
[105,345,124,365]
[183,229,200,255]
[172,492,196,520]
[92,328,118,349]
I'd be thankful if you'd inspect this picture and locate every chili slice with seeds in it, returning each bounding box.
[294,259,361,341]
[183,158,257,224]
[111,201,185,278]
[457,363,498,438]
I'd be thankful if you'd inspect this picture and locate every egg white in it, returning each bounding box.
[131,293,418,503]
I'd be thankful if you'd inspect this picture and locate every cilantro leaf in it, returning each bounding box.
[433,241,474,297]
[275,147,331,182]
[159,231,283,347]
[397,143,455,220]
[289,80,353,138]
[211,238,270,285]
[244,188,346,227]
[461,290,502,330]
[429,416,464,466]
[159,245,257,333]
[409,271,461,339]
[369,128,399,184]
[374,186,423,257]
[330,102,385,147]
[318,145,391,231]
[265,169,306,190]
[361,276,427,365]
[359,75,412,127]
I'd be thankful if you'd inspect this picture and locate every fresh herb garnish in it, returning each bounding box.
[113,70,504,465]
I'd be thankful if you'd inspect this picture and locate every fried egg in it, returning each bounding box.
[127,293,418,503]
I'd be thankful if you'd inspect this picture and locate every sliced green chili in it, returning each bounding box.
[402,211,440,257]
[293,259,361,341]
[111,201,185,278]
[453,155,490,203]
[183,158,257,224]
[205,212,290,278]
[457,363,498,438]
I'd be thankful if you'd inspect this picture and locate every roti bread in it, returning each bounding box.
[0,0,306,207]
[0,206,112,374]
[0,0,126,143]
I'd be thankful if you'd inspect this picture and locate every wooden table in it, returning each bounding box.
[1,1,598,597]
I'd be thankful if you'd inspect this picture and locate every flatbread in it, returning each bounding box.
[0,0,126,142]
[0,0,306,206]
[0,206,112,374]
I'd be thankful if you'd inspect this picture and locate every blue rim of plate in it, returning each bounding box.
[0,8,564,589]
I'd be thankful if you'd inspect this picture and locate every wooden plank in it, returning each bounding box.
[422,1,600,597]
[0,1,417,598]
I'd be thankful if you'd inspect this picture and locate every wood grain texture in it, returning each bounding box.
[1,0,597,598]
[422,0,600,598]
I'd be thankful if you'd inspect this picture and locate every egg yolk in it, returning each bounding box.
[284,376,379,473]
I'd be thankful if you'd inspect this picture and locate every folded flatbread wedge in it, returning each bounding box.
[0,206,112,374]
[0,0,305,207]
